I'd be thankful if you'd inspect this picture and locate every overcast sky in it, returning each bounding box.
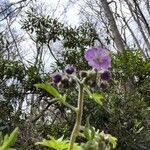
[9,0,80,26]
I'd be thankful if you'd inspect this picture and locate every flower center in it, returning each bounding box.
[94,55,102,63]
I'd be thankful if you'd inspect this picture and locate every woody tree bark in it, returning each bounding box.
[100,0,125,52]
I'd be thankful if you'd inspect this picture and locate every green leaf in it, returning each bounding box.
[0,127,19,150]
[91,93,103,105]
[109,135,118,149]
[85,88,104,104]
[99,131,117,149]
[83,117,95,141]
[34,83,65,101]
[36,136,81,150]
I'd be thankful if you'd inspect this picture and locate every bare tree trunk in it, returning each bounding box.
[124,18,147,57]
[126,1,150,51]
[100,0,125,52]
[118,0,141,50]
[146,0,150,15]
[132,0,150,35]
[123,18,140,49]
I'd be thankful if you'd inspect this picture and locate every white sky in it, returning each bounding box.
[9,0,80,26]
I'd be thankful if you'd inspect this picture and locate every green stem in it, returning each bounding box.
[69,83,84,150]
[62,101,76,112]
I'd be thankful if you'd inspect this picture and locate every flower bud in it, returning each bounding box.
[65,64,75,74]
[52,73,62,84]
[86,79,96,87]
[61,77,70,88]
[87,69,97,78]
[84,76,97,87]
[79,71,88,78]
[101,70,111,81]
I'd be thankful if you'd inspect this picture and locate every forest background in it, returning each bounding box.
[0,0,150,149]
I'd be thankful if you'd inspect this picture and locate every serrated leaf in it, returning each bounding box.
[83,117,95,141]
[36,136,81,150]
[0,127,19,150]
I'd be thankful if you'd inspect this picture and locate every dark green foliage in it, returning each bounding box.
[105,50,150,150]
[58,22,98,71]
[21,7,64,44]
[0,50,51,149]
[63,22,98,49]
[21,8,98,71]
[21,8,98,48]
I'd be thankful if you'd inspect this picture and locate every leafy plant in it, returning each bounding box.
[36,136,81,150]
[0,128,19,150]
[35,47,117,150]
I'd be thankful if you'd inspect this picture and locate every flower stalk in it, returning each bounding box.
[69,82,84,150]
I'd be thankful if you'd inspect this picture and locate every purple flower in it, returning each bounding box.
[52,73,62,83]
[101,70,111,81]
[84,47,111,69]
[65,64,75,74]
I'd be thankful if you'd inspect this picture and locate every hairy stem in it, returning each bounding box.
[69,83,84,150]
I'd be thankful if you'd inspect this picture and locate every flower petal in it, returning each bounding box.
[85,47,111,69]
[84,48,97,61]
